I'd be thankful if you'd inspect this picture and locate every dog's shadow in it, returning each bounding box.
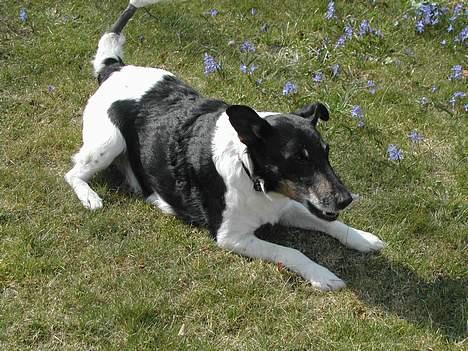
[256,224,466,342]
[97,169,464,340]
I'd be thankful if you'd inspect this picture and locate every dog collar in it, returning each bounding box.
[241,161,264,192]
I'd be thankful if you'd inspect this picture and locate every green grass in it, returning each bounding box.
[1,0,467,350]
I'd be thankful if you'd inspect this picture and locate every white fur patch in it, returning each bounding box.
[130,0,164,8]
[212,112,290,221]
[83,65,172,146]
[93,33,126,76]
[146,192,175,215]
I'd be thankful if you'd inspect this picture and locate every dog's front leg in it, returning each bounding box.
[280,201,385,252]
[216,223,346,291]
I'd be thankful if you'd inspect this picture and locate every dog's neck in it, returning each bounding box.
[212,112,265,193]
[239,151,264,192]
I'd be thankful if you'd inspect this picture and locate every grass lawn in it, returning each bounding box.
[1,0,466,350]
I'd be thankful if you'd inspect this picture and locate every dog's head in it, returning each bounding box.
[226,103,352,221]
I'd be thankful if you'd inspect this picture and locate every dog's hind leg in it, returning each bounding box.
[280,201,385,252]
[146,193,175,215]
[113,153,143,195]
[65,120,126,210]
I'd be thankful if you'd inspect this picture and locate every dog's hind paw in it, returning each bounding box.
[305,265,346,291]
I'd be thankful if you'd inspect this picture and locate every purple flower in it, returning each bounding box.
[387,144,404,161]
[417,3,441,26]
[414,3,444,34]
[440,39,447,46]
[203,53,220,75]
[358,20,371,36]
[447,23,454,32]
[19,8,27,22]
[455,26,468,43]
[282,81,297,96]
[367,80,377,94]
[331,63,340,78]
[205,9,218,17]
[350,105,365,127]
[431,85,438,93]
[255,79,263,86]
[453,3,463,16]
[351,105,364,119]
[325,1,337,20]
[418,4,432,24]
[449,91,465,107]
[449,3,463,22]
[240,63,257,74]
[312,71,324,83]
[464,103,468,112]
[250,8,257,16]
[240,40,256,53]
[357,20,382,37]
[335,35,346,49]
[430,14,440,25]
[415,20,425,33]
[335,25,354,49]
[47,85,56,93]
[344,25,353,39]
[408,130,424,143]
[449,65,463,80]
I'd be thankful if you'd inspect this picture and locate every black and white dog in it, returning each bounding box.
[65,0,384,291]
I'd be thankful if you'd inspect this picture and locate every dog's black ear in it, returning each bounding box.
[226,105,273,145]
[294,103,329,126]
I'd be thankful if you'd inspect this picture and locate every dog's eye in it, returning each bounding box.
[294,149,309,161]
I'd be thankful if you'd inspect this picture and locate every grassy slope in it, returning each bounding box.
[0,0,466,350]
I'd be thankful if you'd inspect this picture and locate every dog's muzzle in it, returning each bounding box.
[306,201,339,221]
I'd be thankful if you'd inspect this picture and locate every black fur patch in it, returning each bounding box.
[109,75,228,236]
[108,99,153,197]
[98,57,124,85]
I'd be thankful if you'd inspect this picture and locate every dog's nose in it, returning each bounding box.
[336,191,353,210]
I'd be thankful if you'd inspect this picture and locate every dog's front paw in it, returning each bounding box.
[347,229,385,252]
[80,189,103,210]
[304,265,346,291]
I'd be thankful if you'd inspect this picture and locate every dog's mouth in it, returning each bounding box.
[306,201,339,221]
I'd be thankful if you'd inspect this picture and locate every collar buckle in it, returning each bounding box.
[241,161,264,193]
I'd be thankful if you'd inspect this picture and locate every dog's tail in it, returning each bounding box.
[92,0,164,77]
